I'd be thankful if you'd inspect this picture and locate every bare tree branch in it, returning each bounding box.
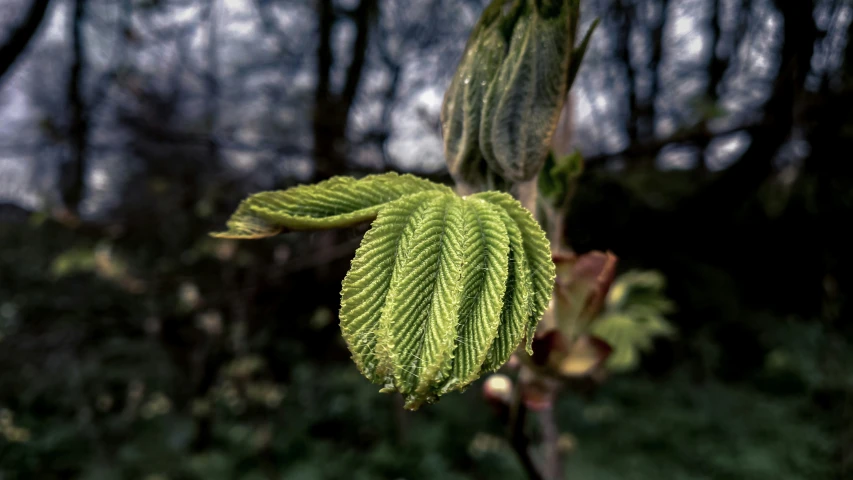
[0,0,51,86]
[341,0,377,109]
[508,382,545,480]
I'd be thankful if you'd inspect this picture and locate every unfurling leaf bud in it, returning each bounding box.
[441,1,524,187]
[480,1,576,182]
[442,0,589,187]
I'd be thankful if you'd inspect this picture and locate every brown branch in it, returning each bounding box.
[508,375,545,480]
[0,0,51,86]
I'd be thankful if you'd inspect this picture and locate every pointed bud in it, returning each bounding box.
[442,1,524,187]
[479,1,577,182]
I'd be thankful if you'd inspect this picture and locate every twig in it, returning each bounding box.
[0,0,51,85]
[508,367,544,480]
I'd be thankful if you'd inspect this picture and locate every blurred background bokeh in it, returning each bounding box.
[0,0,851,478]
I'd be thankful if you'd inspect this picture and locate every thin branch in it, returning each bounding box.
[508,377,545,480]
[315,0,334,102]
[0,0,51,86]
[206,0,221,165]
[341,0,377,109]
[538,404,561,480]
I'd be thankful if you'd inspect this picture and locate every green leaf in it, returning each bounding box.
[472,191,556,351]
[211,173,451,239]
[481,202,532,371]
[213,174,555,409]
[591,270,677,373]
[378,195,469,408]
[441,198,510,392]
[339,191,448,383]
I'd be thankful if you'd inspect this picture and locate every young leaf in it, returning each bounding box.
[481,202,532,371]
[590,270,677,372]
[211,173,451,239]
[339,191,447,383]
[212,174,556,409]
[441,199,510,393]
[473,191,556,350]
[538,150,584,207]
[378,195,469,408]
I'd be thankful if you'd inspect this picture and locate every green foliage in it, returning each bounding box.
[590,270,676,372]
[561,375,836,480]
[1,161,847,480]
[50,246,97,278]
[214,173,556,409]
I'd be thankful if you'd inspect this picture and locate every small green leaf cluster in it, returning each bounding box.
[590,270,676,372]
[213,173,555,409]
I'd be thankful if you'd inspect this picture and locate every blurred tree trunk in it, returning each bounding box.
[0,0,51,86]
[312,0,378,180]
[60,0,88,214]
